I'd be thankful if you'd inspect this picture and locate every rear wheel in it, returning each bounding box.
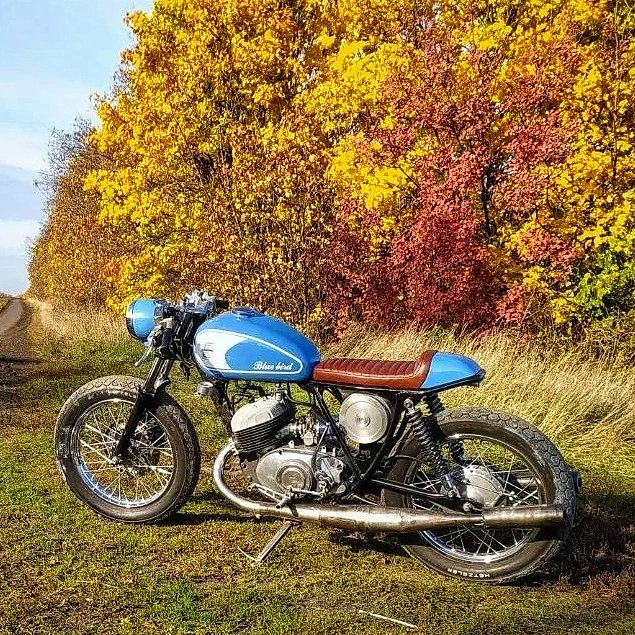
[55,375,200,523]
[383,407,577,583]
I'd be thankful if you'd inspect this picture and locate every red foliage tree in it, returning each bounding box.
[324,27,578,332]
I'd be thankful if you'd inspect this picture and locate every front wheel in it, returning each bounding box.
[55,375,200,523]
[383,407,577,583]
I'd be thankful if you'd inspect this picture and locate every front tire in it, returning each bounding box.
[383,407,577,583]
[55,375,200,523]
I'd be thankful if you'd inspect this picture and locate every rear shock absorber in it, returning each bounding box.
[423,393,465,464]
[404,398,457,496]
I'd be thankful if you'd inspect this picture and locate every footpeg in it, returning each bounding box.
[237,520,298,565]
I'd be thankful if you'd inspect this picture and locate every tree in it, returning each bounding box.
[31,0,635,336]
[29,122,126,306]
[321,5,579,329]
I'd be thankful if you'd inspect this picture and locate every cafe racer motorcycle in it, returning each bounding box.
[55,291,579,583]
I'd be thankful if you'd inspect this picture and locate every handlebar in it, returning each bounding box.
[136,291,231,365]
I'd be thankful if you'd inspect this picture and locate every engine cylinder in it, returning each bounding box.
[230,397,294,453]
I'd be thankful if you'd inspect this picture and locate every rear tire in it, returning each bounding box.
[55,375,200,524]
[383,407,577,583]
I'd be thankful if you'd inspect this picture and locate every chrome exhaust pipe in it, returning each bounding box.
[213,441,564,533]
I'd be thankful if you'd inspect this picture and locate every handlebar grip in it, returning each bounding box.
[157,326,175,357]
[215,299,230,310]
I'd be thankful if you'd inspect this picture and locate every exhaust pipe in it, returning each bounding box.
[213,442,564,533]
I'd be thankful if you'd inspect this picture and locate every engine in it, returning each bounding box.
[230,390,346,499]
[229,389,392,501]
[230,395,294,454]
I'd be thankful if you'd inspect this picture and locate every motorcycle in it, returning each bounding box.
[55,290,579,583]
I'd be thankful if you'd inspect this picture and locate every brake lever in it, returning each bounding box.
[135,326,161,366]
[135,346,154,367]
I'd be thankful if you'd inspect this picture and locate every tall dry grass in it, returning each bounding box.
[27,297,635,486]
[27,298,127,345]
[332,327,635,486]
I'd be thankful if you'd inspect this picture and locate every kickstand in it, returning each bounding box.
[238,520,298,565]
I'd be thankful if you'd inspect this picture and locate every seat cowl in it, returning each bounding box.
[422,352,485,391]
[311,351,437,390]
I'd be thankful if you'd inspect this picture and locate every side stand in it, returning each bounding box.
[238,520,298,565]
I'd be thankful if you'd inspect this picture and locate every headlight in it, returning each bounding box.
[125,299,168,341]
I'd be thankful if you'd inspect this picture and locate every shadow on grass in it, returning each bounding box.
[166,510,256,526]
[176,490,635,587]
[552,491,635,583]
[499,490,635,588]
[327,531,406,558]
[0,355,44,365]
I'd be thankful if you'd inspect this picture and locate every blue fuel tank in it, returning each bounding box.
[193,307,320,383]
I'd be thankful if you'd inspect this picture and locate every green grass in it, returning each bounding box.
[1,321,634,634]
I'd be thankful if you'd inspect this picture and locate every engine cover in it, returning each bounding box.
[255,448,316,494]
[230,397,293,453]
[339,393,391,444]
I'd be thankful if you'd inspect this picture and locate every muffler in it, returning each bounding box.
[213,442,564,533]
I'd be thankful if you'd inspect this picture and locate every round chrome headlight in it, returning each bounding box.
[125,299,167,341]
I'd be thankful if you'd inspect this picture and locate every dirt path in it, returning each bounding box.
[0,298,36,392]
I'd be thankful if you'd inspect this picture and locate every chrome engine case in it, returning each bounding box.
[231,392,347,497]
[254,448,317,494]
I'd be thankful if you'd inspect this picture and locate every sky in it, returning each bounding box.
[0,0,152,295]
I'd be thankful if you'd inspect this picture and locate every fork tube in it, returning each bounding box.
[113,358,173,458]
[142,357,173,393]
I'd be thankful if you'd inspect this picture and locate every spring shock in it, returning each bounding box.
[423,393,444,416]
[423,393,465,464]
[404,398,458,496]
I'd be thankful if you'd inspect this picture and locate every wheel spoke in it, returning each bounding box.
[514,488,540,505]
[80,440,114,464]
[73,399,175,508]
[409,432,543,564]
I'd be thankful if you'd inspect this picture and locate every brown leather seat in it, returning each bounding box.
[312,351,436,390]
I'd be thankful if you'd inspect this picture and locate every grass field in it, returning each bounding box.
[0,293,9,312]
[1,304,634,634]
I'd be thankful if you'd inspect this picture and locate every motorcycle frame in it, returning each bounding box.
[303,382,466,508]
[115,344,471,510]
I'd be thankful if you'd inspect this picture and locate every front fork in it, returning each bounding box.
[112,357,173,459]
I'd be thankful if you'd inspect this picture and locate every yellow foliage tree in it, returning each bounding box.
[30,0,635,334]
[29,123,126,306]
[84,0,417,331]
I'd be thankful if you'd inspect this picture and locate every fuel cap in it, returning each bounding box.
[232,306,258,317]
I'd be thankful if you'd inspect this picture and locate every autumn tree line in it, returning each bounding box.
[29,0,635,337]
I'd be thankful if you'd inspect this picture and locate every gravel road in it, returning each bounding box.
[0,298,35,391]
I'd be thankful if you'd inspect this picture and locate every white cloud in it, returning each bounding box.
[0,74,98,128]
[0,124,48,173]
[0,218,41,254]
